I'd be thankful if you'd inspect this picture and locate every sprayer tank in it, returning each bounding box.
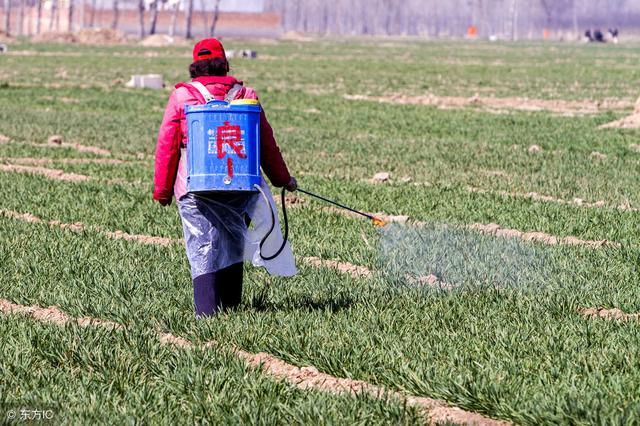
[185,99,261,193]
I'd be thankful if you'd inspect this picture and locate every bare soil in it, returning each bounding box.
[468,223,617,248]
[32,29,129,45]
[0,136,113,156]
[344,94,632,116]
[0,164,89,182]
[63,143,111,156]
[0,209,177,246]
[302,256,372,278]
[239,349,508,425]
[407,274,456,290]
[579,307,640,321]
[600,96,640,129]
[371,171,391,183]
[1,157,127,165]
[599,114,640,129]
[467,187,636,212]
[589,151,607,160]
[324,206,409,224]
[102,230,176,247]
[140,34,188,47]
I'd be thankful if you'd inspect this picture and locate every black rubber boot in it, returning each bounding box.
[193,272,219,318]
[216,262,244,310]
[192,263,244,318]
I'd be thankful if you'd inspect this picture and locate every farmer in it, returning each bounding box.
[153,38,297,318]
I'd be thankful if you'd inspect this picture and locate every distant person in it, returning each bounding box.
[153,38,297,318]
[594,29,605,43]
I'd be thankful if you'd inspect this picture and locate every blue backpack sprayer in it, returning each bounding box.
[185,84,386,260]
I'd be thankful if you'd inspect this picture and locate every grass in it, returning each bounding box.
[1,315,424,425]
[1,38,640,424]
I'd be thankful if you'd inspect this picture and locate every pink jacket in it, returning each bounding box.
[154,75,291,202]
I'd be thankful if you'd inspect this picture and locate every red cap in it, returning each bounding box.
[192,38,226,61]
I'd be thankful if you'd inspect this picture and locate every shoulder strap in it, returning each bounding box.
[224,84,243,103]
[189,81,214,103]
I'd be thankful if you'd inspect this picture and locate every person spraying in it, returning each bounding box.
[153,38,297,318]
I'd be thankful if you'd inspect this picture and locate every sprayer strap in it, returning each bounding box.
[224,84,243,103]
[189,81,215,103]
[190,82,243,104]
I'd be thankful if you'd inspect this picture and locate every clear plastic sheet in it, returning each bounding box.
[177,177,297,278]
[244,179,297,277]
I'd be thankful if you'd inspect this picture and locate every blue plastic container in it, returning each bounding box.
[185,99,261,193]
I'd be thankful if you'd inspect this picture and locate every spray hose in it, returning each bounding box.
[254,185,386,261]
[255,185,289,261]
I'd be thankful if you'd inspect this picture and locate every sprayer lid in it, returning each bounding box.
[230,99,260,105]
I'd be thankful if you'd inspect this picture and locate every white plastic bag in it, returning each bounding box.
[244,177,297,277]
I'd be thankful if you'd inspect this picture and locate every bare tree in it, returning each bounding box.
[111,0,119,29]
[149,0,159,35]
[36,0,43,33]
[68,0,74,32]
[169,0,178,37]
[539,0,572,29]
[18,0,25,36]
[572,0,578,37]
[263,0,629,39]
[79,0,84,29]
[4,0,11,35]
[138,0,145,38]
[49,0,57,32]
[509,0,519,40]
[209,0,221,36]
[89,0,96,27]
[185,0,194,38]
[4,0,11,36]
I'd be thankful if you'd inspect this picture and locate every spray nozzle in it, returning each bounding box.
[372,217,387,227]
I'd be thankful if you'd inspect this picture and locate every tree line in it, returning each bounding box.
[264,0,631,39]
[2,0,633,39]
[1,0,224,39]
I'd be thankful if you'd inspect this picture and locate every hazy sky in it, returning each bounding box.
[217,0,264,13]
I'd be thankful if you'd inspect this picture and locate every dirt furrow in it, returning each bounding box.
[302,256,373,278]
[344,93,632,116]
[0,157,128,166]
[0,209,177,246]
[468,187,637,212]
[579,307,640,321]
[467,223,618,248]
[0,164,90,182]
[0,298,508,426]
[1,136,112,156]
[301,257,450,289]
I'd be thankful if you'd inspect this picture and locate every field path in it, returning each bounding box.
[0,298,509,426]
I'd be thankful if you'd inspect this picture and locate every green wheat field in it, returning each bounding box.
[1,38,639,425]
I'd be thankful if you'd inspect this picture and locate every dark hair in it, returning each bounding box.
[189,57,229,78]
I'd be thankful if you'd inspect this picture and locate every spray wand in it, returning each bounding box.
[297,188,387,227]
[256,186,387,261]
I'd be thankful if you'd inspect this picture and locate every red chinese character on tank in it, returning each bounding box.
[216,121,246,177]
